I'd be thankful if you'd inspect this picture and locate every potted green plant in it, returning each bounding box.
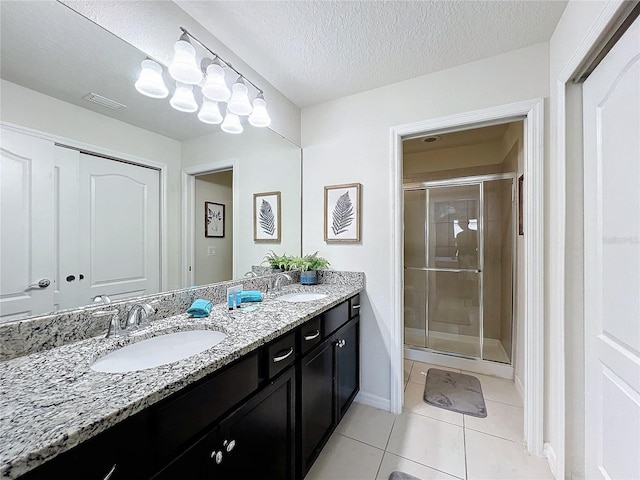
[294,252,330,285]
[261,250,293,272]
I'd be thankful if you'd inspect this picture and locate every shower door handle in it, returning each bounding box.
[404,266,481,273]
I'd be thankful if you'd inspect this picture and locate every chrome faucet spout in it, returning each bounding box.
[273,273,292,292]
[126,303,155,330]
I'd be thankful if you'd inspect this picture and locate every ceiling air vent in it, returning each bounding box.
[82,93,126,110]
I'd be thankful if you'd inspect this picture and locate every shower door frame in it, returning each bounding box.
[404,173,516,363]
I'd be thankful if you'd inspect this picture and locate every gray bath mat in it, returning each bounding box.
[423,368,487,418]
[389,472,421,480]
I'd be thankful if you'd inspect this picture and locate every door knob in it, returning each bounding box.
[27,279,50,289]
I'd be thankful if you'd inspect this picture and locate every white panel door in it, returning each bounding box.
[77,153,160,304]
[0,128,55,320]
[583,15,640,480]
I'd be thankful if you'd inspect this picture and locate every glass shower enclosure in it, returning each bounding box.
[404,174,515,364]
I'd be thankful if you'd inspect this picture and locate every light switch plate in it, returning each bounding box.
[207,246,216,256]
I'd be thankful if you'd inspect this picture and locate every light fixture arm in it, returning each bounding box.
[179,26,264,96]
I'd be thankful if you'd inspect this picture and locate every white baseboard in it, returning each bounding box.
[355,390,391,411]
[544,442,558,479]
[515,373,525,402]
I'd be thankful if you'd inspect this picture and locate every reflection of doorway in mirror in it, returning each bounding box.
[194,172,233,285]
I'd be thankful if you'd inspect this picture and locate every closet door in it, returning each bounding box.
[77,152,161,304]
[0,128,55,320]
[56,149,161,309]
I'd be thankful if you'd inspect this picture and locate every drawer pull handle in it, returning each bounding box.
[103,464,117,480]
[352,305,361,310]
[273,346,294,363]
[304,330,320,341]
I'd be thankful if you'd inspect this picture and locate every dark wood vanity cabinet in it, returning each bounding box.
[152,365,296,480]
[299,296,360,477]
[18,294,359,480]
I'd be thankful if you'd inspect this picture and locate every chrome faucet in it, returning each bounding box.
[92,295,111,304]
[273,273,292,292]
[244,271,258,278]
[92,309,123,338]
[126,303,155,330]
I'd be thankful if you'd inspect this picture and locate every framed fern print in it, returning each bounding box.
[253,191,281,242]
[324,183,361,242]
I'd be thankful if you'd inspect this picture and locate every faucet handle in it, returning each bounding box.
[93,309,122,338]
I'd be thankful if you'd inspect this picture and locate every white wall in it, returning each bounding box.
[0,79,183,290]
[63,0,301,146]
[548,1,617,477]
[404,141,503,175]
[182,127,302,277]
[195,172,233,285]
[301,42,550,407]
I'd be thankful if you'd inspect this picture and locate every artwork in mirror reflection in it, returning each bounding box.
[0,0,301,321]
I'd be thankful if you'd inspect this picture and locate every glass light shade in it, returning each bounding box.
[227,80,253,116]
[248,97,271,127]
[202,63,230,101]
[198,100,223,124]
[169,82,197,112]
[221,109,243,134]
[135,59,168,98]
[168,37,202,84]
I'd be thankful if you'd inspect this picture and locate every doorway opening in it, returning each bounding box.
[391,99,544,455]
[403,122,522,377]
[194,170,233,284]
[182,158,239,287]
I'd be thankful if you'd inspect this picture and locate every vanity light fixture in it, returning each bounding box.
[201,58,230,102]
[168,33,202,85]
[169,82,198,113]
[198,99,223,124]
[221,108,243,134]
[134,27,271,133]
[248,93,272,127]
[135,59,169,98]
[227,78,253,116]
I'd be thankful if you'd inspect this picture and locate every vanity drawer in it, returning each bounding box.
[350,294,361,318]
[323,301,350,337]
[149,353,259,465]
[299,316,322,355]
[267,331,296,379]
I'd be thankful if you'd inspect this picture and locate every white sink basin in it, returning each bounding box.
[277,292,328,303]
[91,330,226,373]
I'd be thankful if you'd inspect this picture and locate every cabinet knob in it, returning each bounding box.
[226,439,236,452]
[335,339,346,348]
[210,450,223,464]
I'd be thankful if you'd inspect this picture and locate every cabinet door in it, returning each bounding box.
[300,339,335,475]
[207,367,296,480]
[151,430,211,480]
[335,317,360,420]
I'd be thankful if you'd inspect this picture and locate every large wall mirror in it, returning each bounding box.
[0,1,301,321]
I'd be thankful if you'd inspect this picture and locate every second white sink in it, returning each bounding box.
[277,292,327,303]
[91,330,226,373]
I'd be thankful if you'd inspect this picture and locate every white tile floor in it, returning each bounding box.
[305,360,553,480]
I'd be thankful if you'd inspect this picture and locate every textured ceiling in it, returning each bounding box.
[176,0,567,108]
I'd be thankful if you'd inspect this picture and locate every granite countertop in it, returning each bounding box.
[0,283,363,479]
